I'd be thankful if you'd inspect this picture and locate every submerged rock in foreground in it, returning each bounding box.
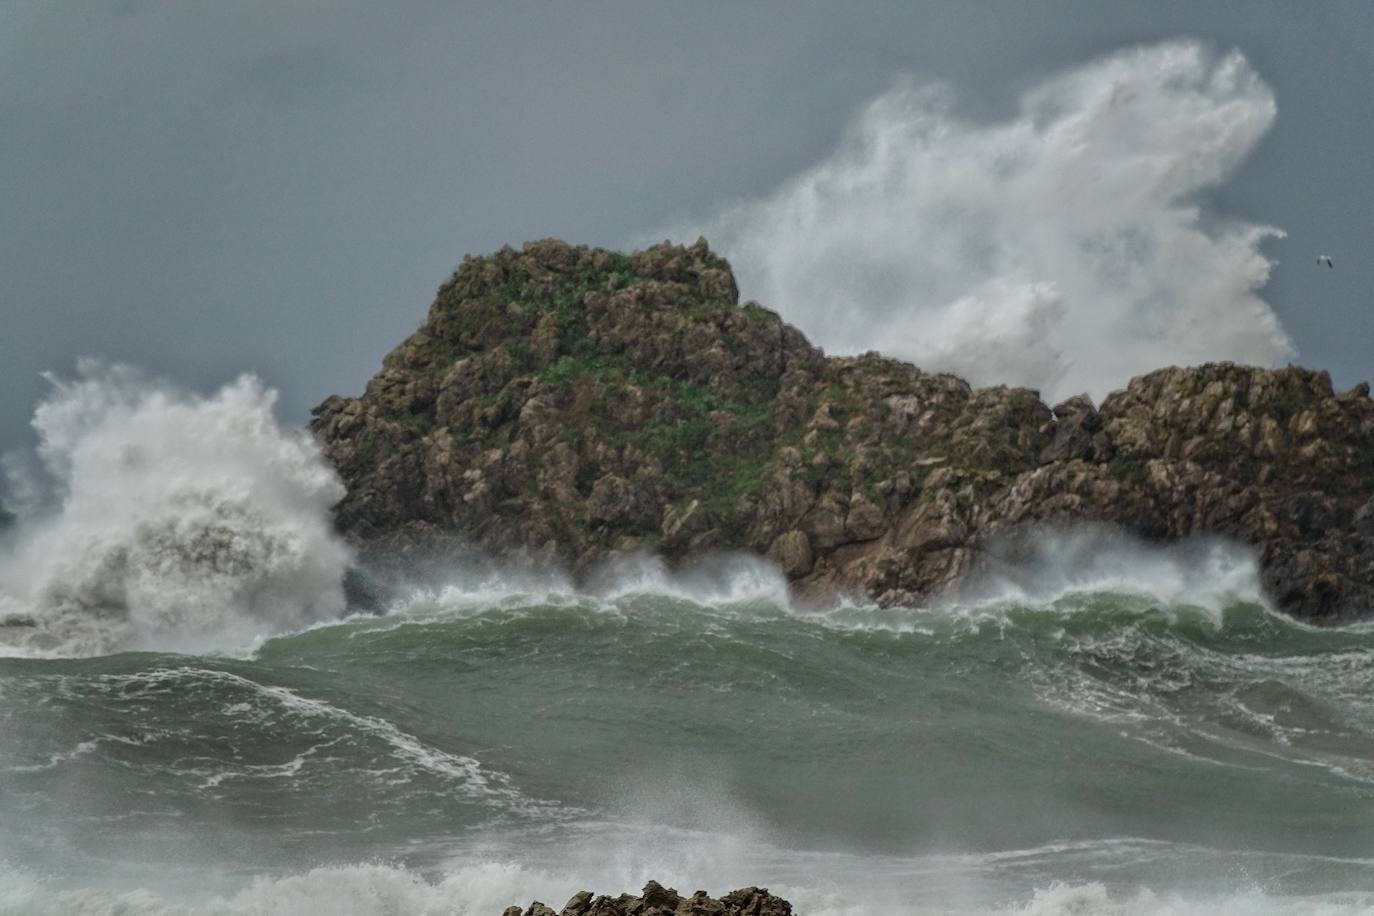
[313,238,1374,621]
[500,881,792,916]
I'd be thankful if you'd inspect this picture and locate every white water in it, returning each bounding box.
[0,381,1285,660]
[949,527,1271,622]
[0,362,351,657]
[674,40,1294,402]
[5,855,1373,916]
[380,532,1274,635]
[2,367,1371,915]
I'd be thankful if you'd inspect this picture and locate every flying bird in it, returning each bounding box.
[1317,255,1335,269]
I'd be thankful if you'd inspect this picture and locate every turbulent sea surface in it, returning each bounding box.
[5,553,1374,916]
[3,369,1374,915]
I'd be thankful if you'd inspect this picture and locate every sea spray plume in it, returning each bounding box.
[380,551,793,623]
[949,526,1270,622]
[375,534,1269,633]
[584,552,791,606]
[0,361,351,656]
[678,41,1294,402]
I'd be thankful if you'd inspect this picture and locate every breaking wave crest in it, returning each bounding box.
[0,362,351,657]
[373,532,1274,636]
[0,357,1288,663]
[3,521,1372,915]
[949,528,1270,620]
[4,860,1373,916]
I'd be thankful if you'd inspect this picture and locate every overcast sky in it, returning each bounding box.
[4,2,1373,453]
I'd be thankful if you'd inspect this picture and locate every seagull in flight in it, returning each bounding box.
[1317,255,1335,269]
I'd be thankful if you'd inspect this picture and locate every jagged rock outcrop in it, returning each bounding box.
[500,881,792,916]
[312,238,1374,622]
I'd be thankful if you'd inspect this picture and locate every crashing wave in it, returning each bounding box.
[0,362,351,657]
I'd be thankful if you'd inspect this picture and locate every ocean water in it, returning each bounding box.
[5,551,1374,915]
[2,369,1374,915]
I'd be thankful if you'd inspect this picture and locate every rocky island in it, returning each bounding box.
[500,881,792,916]
[312,238,1374,622]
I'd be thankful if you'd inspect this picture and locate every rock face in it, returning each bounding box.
[312,238,1374,622]
[500,881,792,916]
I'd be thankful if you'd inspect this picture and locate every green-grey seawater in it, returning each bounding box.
[4,559,1374,915]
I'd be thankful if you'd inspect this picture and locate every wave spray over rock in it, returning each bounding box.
[312,236,1374,623]
[682,41,1294,402]
[0,361,351,656]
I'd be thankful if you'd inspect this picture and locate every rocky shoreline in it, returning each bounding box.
[312,238,1374,622]
[500,881,792,916]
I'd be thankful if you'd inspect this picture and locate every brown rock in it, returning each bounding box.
[801,493,848,550]
[560,891,593,915]
[845,492,886,541]
[312,238,1374,623]
[767,530,814,577]
[498,883,791,916]
[662,499,712,549]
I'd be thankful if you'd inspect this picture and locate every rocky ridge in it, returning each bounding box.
[312,238,1374,621]
[500,881,791,916]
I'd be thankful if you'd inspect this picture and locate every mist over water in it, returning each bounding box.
[675,40,1295,402]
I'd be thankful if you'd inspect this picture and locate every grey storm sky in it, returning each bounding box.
[3,1,1373,453]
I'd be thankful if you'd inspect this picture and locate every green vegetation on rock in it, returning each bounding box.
[313,238,1374,622]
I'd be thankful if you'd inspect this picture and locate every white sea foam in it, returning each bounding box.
[587,552,792,607]
[4,858,1373,916]
[665,40,1293,403]
[4,738,103,773]
[367,530,1273,641]
[0,357,1289,660]
[55,665,551,809]
[0,362,351,657]
[380,551,793,625]
[950,527,1271,621]
[1006,882,1374,916]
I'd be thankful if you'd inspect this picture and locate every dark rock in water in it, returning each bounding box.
[312,237,1374,623]
[499,881,792,916]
